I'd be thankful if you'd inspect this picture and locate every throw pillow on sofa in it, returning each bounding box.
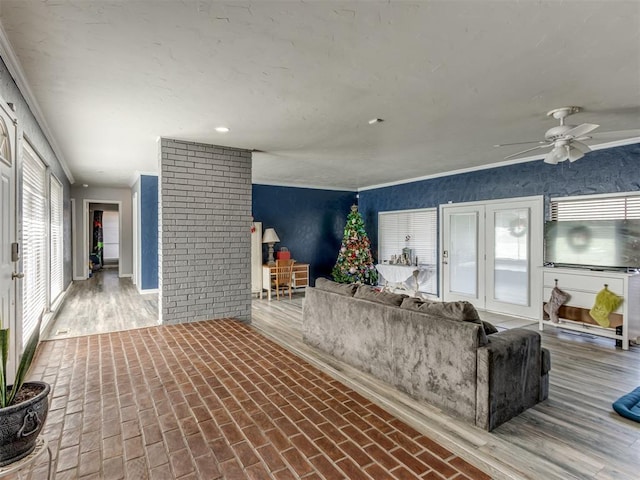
[400,297,480,321]
[314,278,358,296]
[354,285,408,306]
[400,297,498,335]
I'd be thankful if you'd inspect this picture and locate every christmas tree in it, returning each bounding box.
[332,205,378,285]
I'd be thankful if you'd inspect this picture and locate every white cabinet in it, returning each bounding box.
[541,267,640,350]
[251,222,262,295]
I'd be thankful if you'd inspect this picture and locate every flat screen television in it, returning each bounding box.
[544,220,640,270]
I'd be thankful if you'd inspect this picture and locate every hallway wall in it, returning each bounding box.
[0,56,73,288]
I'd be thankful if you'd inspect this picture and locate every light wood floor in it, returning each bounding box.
[252,293,640,480]
[45,277,640,479]
[44,269,160,340]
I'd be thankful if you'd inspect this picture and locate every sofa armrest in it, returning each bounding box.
[476,329,546,431]
[539,347,551,401]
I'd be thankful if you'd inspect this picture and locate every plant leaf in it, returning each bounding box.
[7,310,43,406]
[0,329,8,408]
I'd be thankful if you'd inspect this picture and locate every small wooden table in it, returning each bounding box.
[261,263,310,301]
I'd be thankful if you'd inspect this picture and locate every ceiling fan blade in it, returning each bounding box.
[564,123,599,138]
[571,140,591,153]
[494,140,547,147]
[568,145,585,162]
[504,143,552,160]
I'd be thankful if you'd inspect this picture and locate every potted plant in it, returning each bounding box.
[0,312,50,467]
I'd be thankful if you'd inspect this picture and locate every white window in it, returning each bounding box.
[22,143,48,345]
[102,210,120,261]
[551,192,640,221]
[50,175,63,304]
[378,208,438,294]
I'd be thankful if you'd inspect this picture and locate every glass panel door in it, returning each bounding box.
[442,205,485,306]
[492,208,529,305]
[485,198,543,318]
[450,212,478,296]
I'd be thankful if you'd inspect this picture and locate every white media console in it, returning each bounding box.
[541,267,640,350]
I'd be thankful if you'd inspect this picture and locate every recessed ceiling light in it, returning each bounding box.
[82,184,89,188]
[215,126,230,133]
[368,118,384,125]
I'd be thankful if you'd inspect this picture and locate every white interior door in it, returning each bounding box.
[442,205,485,306]
[0,100,18,382]
[442,196,543,318]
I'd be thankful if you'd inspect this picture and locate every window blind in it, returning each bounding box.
[551,193,640,221]
[50,175,63,304]
[378,208,437,293]
[22,144,48,346]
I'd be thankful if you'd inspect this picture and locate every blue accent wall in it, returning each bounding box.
[359,143,640,252]
[141,175,159,290]
[252,185,357,284]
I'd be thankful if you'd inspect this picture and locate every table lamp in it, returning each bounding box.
[262,228,280,265]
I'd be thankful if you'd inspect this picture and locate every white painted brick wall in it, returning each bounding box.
[159,138,252,324]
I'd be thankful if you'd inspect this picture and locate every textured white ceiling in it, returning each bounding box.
[0,1,638,190]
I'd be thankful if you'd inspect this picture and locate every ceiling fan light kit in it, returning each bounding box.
[498,106,603,164]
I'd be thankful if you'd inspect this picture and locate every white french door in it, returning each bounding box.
[0,98,18,382]
[441,196,543,318]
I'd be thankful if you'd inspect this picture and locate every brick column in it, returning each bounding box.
[159,139,252,324]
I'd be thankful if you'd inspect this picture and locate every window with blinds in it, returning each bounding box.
[550,193,640,221]
[22,144,48,346]
[50,175,63,304]
[378,208,438,294]
[102,210,120,261]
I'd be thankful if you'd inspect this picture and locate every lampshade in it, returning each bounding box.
[543,146,566,164]
[262,228,280,244]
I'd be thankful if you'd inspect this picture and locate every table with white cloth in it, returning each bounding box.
[375,264,436,295]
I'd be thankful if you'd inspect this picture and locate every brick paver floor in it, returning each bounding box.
[15,319,491,479]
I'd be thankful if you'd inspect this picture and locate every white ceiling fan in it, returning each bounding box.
[495,106,600,164]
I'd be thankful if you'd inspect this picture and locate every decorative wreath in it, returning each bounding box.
[566,225,591,252]
[509,218,528,237]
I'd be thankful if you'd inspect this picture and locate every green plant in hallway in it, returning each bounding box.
[332,204,378,285]
[0,311,50,466]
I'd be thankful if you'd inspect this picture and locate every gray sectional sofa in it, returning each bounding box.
[302,279,550,431]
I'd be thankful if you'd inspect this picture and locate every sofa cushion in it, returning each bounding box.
[482,320,499,335]
[612,386,640,423]
[314,278,358,296]
[354,285,408,306]
[400,297,480,322]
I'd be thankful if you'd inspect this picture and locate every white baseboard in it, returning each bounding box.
[139,288,158,295]
[119,273,133,278]
[42,283,72,337]
[73,275,87,281]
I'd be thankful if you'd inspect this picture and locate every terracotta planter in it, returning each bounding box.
[0,381,50,467]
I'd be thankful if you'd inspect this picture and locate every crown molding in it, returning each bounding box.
[252,180,356,192]
[0,22,75,184]
[358,138,640,192]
